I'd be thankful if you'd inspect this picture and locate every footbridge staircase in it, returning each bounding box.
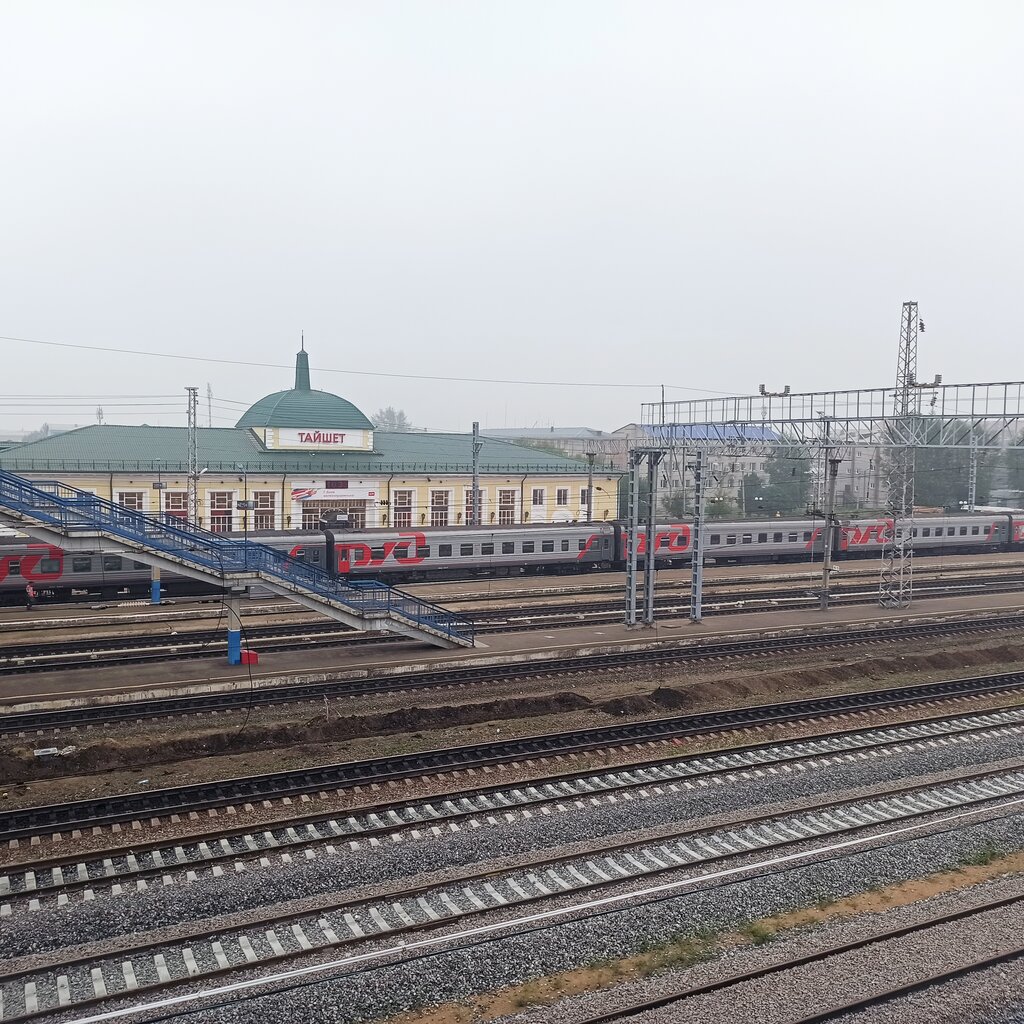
[0,471,474,649]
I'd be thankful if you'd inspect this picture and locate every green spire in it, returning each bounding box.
[294,338,311,391]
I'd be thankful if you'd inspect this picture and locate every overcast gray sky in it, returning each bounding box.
[2,2,1021,435]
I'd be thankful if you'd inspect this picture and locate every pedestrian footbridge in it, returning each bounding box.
[0,471,474,651]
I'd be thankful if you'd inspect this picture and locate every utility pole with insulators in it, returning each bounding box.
[690,449,706,623]
[186,386,200,527]
[471,421,483,526]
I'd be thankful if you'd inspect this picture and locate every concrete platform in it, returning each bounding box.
[2,592,1023,712]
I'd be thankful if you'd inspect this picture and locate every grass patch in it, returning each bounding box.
[961,842,1003,867]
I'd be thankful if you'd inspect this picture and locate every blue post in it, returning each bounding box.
[227,628,242,665]
[227,593,242,665]
[150,567,161,605]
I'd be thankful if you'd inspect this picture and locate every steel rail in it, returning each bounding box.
[4,576,1024,677]
[2,768,1022,1023]
[4,667,1024,841]
[1,612,1022,736]
[575,892,1024,1022]
[6,703,1022,903]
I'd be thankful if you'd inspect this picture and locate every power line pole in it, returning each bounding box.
[968,428,979,512]
[642,449,663,625]
[470,421,483,526]
[879,302,919,607]
[206,384,214,428]
[186,386,199,528]
[690,449,706,623]
[585,452,595,523]
[625,448,642,626]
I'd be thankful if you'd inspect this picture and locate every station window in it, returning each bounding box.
[103,556,123,572]
[502,542,515,554]
[416,545,431,558]
[460,544,474,556]
[556,488,569,506]
[773,532,783,543]
[438,544,452,557]
[532,488,545,506]
[498,489,517,526]
[253,491,276,531]
[580,487,590,506]
[430,490,450,528]
[325,480,349,490]
[481,543,494,555]
[561,539,570,551]
[758,533,768,543]
[542,540,554,552]
[117,491,145,511]
[522,542,535,553]
[394,490,414,529]
[162,491,188,520]
[72,557,92,573]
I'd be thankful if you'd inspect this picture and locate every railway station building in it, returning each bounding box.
[0,347,618,532]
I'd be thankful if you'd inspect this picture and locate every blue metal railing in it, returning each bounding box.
[0,471,473,644]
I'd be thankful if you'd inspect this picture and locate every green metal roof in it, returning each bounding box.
[235,346,375,431]
[236,388,375,431]
[0,424,592,474]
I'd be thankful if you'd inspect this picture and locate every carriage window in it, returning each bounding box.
[103,556,123,572]
[416,545,431,558]
[542,540,554,552]
[773,533,783,542]
[522,542,535,553]
[803,532,812,542]
[561,539,570,551]
[460,544,474,556]
[911,528,918,537]
[971,526,980,535]
[922,528,931,537]
[40,558,61,574]
[758,533,768,543]
[960,526,968,535]
[439,544,452,557]
[726,535,737,545]
[133,561,148,570]
[709,534,720,545]
[984,525,992,535]
[72,557,92,573]
[7,559,20,576]
[481,543,494,555]
[788,533,798,542]
[310,550,322,562]
[371,547,387,559]
[935,528,944,537]
[578,539,588,550]
[742,534,752,544]
[502,542,515,554]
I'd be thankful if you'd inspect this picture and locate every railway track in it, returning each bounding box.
[4,703,1024,908]
[5,668,1024,841]
[4,573,1024,676]
[3,611,1024,736]
[3,765,1022,1022]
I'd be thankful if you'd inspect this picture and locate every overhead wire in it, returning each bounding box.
[0,333,735,394]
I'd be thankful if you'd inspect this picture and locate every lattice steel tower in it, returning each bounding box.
[879,302,919,607]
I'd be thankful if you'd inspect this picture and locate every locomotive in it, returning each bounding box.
[0,512,1020,605]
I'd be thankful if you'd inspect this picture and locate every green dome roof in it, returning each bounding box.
[236,347,375,431]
